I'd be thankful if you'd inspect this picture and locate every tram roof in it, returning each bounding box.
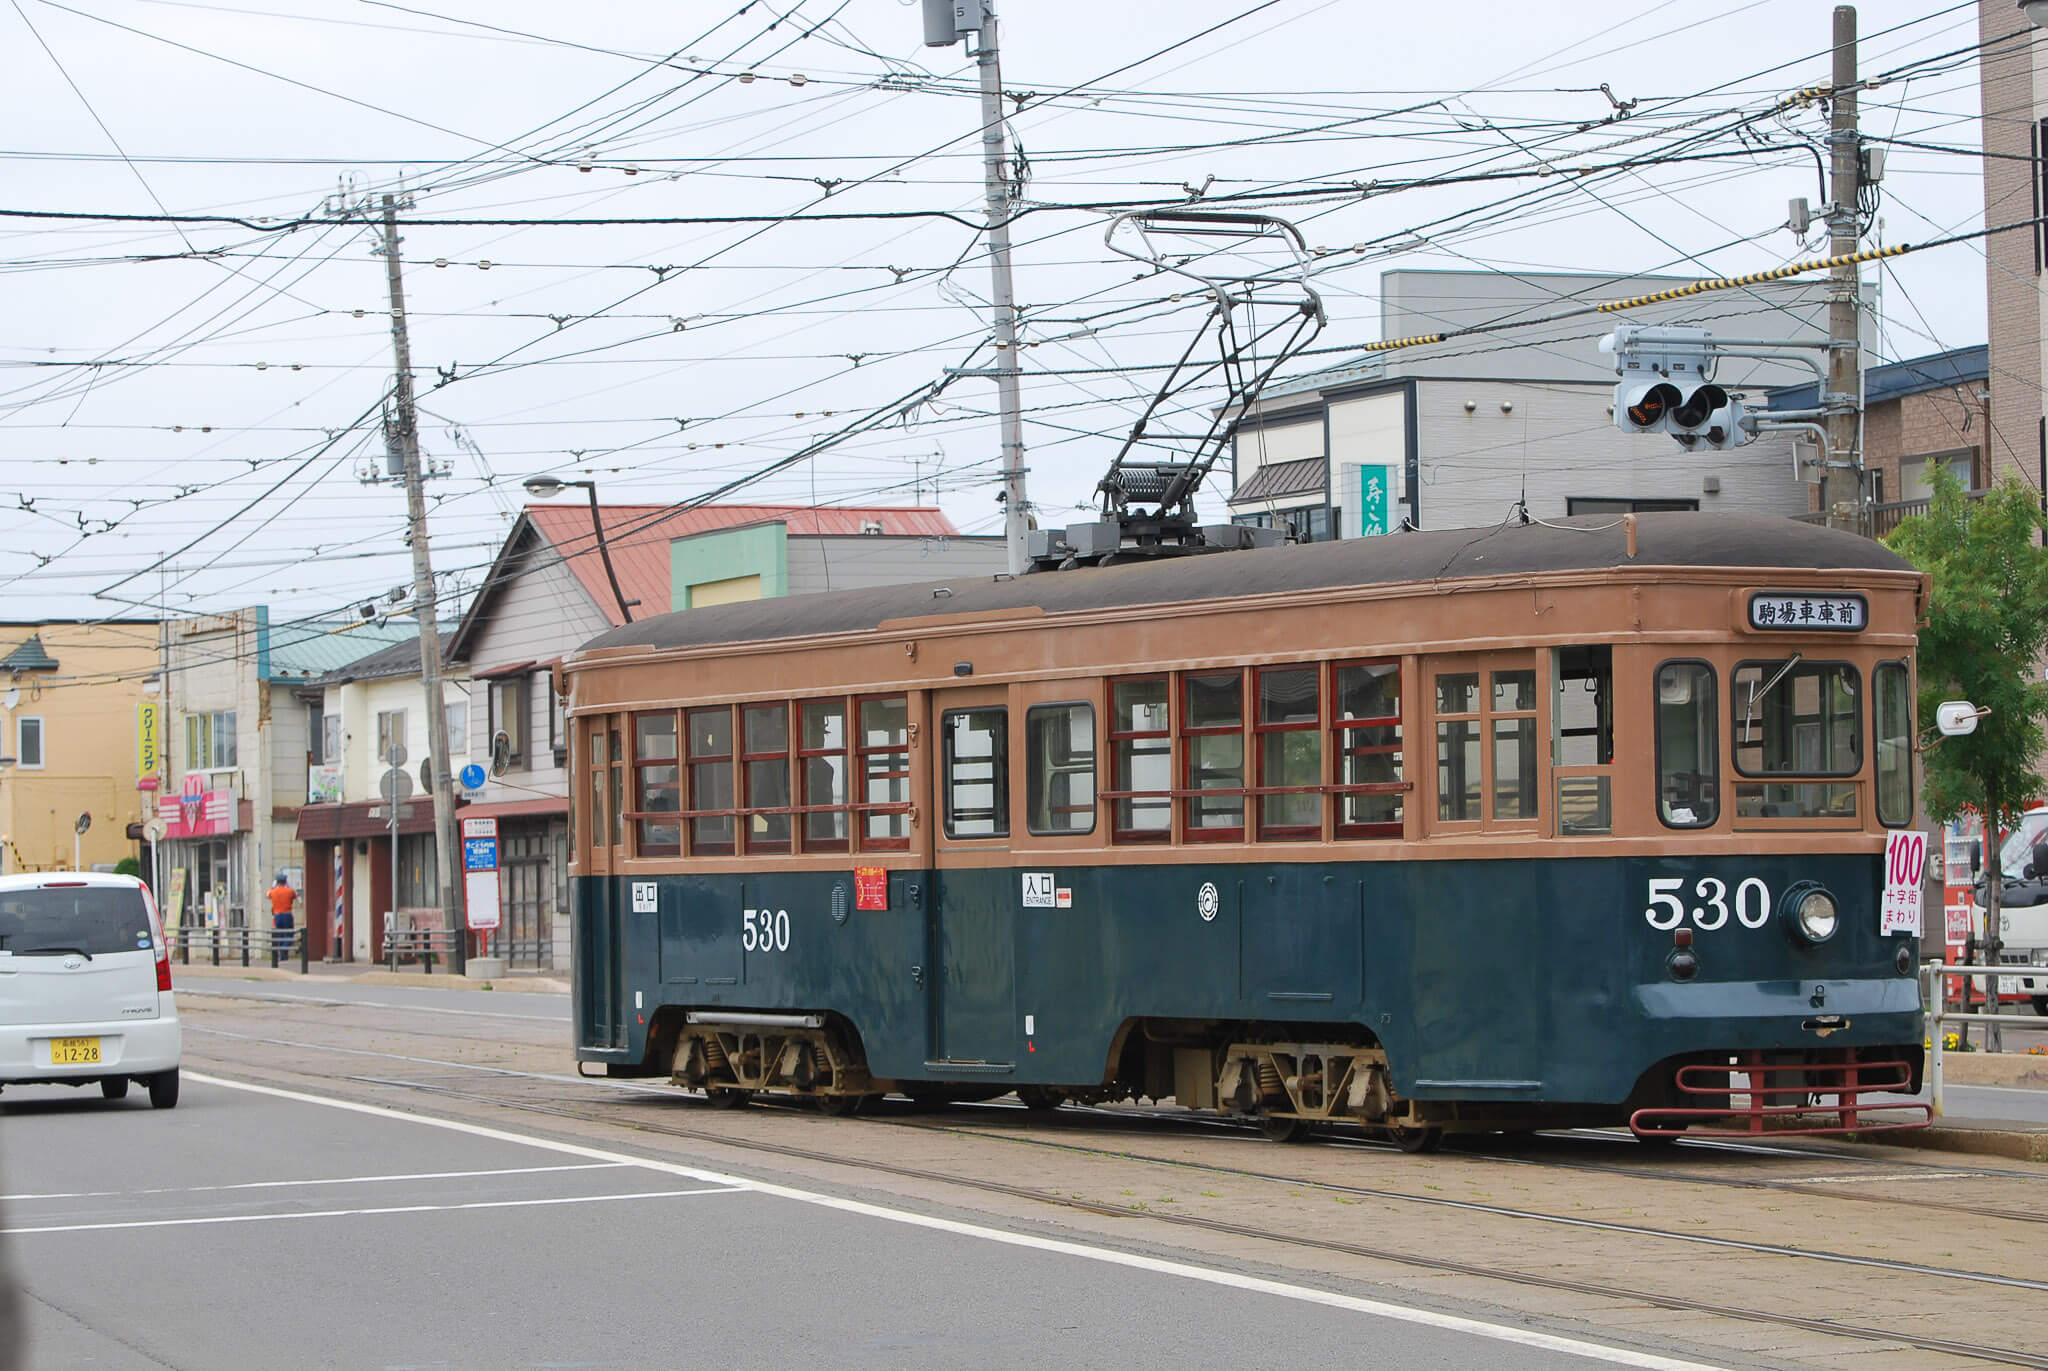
[576,512,1913,657]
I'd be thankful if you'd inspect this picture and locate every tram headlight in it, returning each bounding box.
[1779,881,1839,945]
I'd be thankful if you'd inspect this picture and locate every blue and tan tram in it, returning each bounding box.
[563,513,1929,1147]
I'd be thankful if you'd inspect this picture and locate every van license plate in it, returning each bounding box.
[51,1037,101,1064]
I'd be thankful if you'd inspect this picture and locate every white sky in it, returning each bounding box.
[0,0,1997,626]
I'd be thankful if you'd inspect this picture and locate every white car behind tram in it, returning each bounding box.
[0,872,181,1107]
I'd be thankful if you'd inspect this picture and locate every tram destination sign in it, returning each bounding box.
[1746,591,1866,632]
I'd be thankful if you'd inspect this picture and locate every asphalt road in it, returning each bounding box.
[0,1075,1718,1371]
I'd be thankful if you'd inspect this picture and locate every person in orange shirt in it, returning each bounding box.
[269,874,297,966]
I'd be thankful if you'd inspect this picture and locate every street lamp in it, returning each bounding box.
[522,474,634,623]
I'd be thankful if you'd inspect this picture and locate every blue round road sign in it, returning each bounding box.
[459,762,487,791]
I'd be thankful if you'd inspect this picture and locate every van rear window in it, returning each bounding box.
[0,887,152,956]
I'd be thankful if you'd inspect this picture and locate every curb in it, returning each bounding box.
[172,963,569,995]
[1854,1126,2048,1164]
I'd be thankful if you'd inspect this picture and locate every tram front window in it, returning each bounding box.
[1732,658,1859,819]
[1655,662,1718,828]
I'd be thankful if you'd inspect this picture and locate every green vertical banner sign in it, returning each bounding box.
[1341,463,1391,538]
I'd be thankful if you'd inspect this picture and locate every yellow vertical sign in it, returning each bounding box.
[137,701,160,782]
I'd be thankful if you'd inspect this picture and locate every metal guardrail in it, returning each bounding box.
[1919,961,2045,1117]
[381,923,461,973]
[170,924,309,973]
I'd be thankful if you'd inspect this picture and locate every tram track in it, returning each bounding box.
[181,1016,2048,1370]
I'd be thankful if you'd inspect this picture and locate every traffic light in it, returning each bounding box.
[1602,325,1753,448]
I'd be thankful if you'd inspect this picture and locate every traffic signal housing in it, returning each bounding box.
[1602,325,1753,449]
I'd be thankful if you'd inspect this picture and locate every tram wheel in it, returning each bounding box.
[1258,1114,1311,1143]
[2033,995,2048,1016]
[704,1088,752,1109]
[1018,1086,1067,1112]
[1387,1125,1443,1154]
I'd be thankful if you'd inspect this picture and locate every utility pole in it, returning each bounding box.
[924,0,1029,572]
[1823,5,1863,535]
[378,193,464,974]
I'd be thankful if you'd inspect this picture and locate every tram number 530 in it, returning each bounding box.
[1644,876,1771,931]
[742,908,792,952]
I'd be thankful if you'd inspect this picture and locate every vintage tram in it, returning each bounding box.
[564,512,1929,1147]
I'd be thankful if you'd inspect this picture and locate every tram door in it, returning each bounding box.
[926,686,1018,1067]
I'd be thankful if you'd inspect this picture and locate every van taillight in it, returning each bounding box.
[157,949,172,992]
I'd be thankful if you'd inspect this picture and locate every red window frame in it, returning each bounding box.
[796,697,851,854]
[1253,664,1322,842]
[1332,658,1405,840]
[631,710,682,858]
[740,702,792,855]
[853,693,911,852]
[1180,669,1246,844]
[1107,675,1172,844]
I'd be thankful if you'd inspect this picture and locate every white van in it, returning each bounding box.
[1970,807,2048,1015]
[0,872,181,1107]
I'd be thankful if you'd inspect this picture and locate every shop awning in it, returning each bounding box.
[295,799,445,841]
[457,796,568,821]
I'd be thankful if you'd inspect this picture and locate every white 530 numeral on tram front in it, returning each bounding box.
[1644,876,1772,931]
[742,908,792,952]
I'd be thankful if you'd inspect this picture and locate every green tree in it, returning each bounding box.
[1887,468,2048,1044]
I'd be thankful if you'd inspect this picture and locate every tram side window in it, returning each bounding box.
[1110,677,1171,843]
[1731,659,1859,820]
[1436,672,1481,822]
[1655,662,1718,829]
[608,726,625,848]
[1256,666,1320,840]
[857,695,911,850]
[585,719,606,853]
[633,712,682,857]
[742,703,792,854]
[1874,661,1913,827]
[1333,660,1402,838]
[943,709,1009,838]
[799,700,850,852]
[1434,662,1538,825]
[1553,646,1613,835]
[1025,703,1095,835]
[687,707,735,856]
[1183,671,1246,842]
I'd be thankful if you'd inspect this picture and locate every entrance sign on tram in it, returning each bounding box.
[1881,829,1925,936]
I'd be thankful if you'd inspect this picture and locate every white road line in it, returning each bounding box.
[3,1187,743,1236]
[2,1163,625,1203]
[184,1072,1732,1371]
[177,987,561,1022]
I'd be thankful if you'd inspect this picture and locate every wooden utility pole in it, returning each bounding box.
[1823,6,1864,534]
[378,193,464,974]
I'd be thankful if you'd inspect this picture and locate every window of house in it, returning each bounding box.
[1656,662,1718,829]
[1874,661,1913,827]
[322,713,340,768]
[634,711,681,856]
[376,709,408,766]
[1025,703,1095,835]
[16,716,43,770]
[444,698,468,755]
[943,708,1008,838]
[856,695,910,850]
[489,675,530,770]
[1565,497,1700,516]
[1433,660,1538,824]
[548,684,565,760]
[1333,661,1402,838]
[396,832,438,908]
[685,708,733,855]
[1109,677,1171,842]
[742,703,792,853]
[1731,659,1859,820]
[1255,666,1320,840]
[186,710,236,770]
[1183,671,1246,841]
[306,704,325,766]
[1553,646,1614,835]
[799,700,850,852]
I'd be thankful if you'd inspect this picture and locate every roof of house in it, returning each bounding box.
[449,503,964,659]
[0,634,59,673]
[263,620,419,681]
[304,633,454,687]
[579,512,1911,658]
[1228,456,1327,505]
[1768,344,1989,412]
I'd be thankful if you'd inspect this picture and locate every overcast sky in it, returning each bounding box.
[0,0,1995,626]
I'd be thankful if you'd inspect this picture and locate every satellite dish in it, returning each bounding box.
[490,731,512,777]
[73,812,91,836]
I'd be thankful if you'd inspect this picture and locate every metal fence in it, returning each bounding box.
[171,924,309,972]
[1918,961,2045,1117]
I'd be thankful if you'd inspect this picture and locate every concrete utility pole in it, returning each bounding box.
[378,193,464,974]
[1823,5,1864,534]
[924,0,1029,572]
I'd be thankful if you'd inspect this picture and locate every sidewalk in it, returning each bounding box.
[171,958,569,995]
